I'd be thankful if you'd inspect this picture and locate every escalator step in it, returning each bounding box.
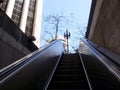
[49,80,89,89]
[53,75,86,81]
[58,65,82,69]
[47,54,89,89]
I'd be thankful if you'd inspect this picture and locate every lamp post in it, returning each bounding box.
[64,29,70,53]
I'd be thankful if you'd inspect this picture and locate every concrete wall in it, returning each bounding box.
[88,0,120,55]
[0,28,31,69]
[0,9,39,69]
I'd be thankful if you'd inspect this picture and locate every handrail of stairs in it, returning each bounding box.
[79,38,120,80]
[79,53,93,90]
[79,38,120,89]
[0,40,64,89]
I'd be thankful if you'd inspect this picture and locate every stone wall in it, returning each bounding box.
[88,0,120,55]
[0,28,31,69]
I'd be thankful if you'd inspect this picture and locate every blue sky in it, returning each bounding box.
[41,0,92,52]
[42,0,91,26]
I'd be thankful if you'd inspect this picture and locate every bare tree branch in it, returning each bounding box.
[42,13,71,41]
[45,31,54,40]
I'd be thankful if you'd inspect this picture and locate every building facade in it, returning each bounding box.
[0,0,43,47]
[86,0,120,56]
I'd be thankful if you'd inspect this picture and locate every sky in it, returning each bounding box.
[41,0,92,52]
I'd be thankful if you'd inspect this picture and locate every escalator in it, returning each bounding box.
[1,39,120,90]
[47,54,90,90]
[0,40,64,90]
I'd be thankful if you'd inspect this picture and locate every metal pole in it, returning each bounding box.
[64,29,70,53]
[67,36,69,53]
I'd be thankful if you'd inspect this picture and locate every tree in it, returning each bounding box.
[41,13,87,53]
[67,24,87,53]
[41,13,72,43]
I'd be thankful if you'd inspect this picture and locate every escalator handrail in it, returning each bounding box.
[80,38,120,81]
[44,53,63,90]
[79,53,92,90]
[0,40,63,85]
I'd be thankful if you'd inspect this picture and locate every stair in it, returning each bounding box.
[47,53,89,90]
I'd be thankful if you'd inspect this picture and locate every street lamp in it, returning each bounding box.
[64,29,70,53]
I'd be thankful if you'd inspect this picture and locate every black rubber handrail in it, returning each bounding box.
[80,38,120,81]
[86,40,120,67]
[0,40,63,85]
[79,53,92,90]
[44,53,63,90]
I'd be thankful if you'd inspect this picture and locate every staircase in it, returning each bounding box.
[47,53,90,90]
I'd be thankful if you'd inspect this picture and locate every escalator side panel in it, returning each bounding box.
[81,54,120,90]
[0,40,64,90]
[79,38,120,89]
